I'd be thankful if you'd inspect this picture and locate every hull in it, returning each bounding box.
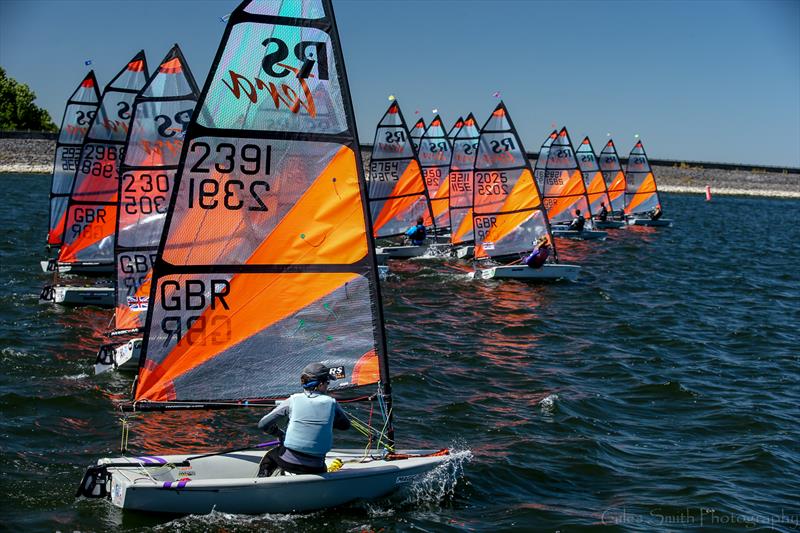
[95,338,142,375]
[626,217,673,227]
[42,285,114,306]
[375,252,389,265]
[470,263,580,282]
[94,448,449,515]
[552,229,608,240]
[453,245,474,260]
[375,243,450,259]
[593,220,625,229]
[40,260,114,275]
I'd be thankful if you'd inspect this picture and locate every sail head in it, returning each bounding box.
[625,140,660,215]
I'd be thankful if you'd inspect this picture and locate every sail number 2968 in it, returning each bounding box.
[187,141,271,211]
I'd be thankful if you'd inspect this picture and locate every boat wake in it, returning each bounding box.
[396,449,473,508]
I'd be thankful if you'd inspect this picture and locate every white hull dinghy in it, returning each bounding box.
[95,338,142,375]
[375,243,450,259]
[471,263,580,282]
[40,260,114,275]
[80,448,450,515]
[626,217,672,227]
[593,219,625,229]
[551,228,607,240]
[40,284,114,306]
[453,245,474,260]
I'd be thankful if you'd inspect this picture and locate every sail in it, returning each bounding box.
[366,101,433,238]
[112,45,200,334]
[533,129,557,179]
[417,115,451,229]
[47,71,101,247]
[409,118,425,153]
[599,139,626,213]
[472,102,551,260]
[57,52,149,265]
[133,0,388,408]
[447,116,463,142]
[448,113,479,244]
[538,128,592,225]
[625,140,661,215]
[576,136,612,215]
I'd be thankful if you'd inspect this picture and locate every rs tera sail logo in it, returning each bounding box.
[222,37,328,117]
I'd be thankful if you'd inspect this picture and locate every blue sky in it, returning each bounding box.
[1,0,798,166]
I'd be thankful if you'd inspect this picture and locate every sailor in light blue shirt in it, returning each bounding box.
[258,362,350,476]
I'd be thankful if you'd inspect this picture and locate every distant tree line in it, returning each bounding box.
[0,67,57,132]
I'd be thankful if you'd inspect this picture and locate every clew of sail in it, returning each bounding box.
[599,139,626,214]
[132,0,389,415]
[448,113,479,245]
[47,71,102,248]
[366,101,433,238]
[576,136,612,215]
[57,52,149,266]
[624,140,661,215]
[417,115,452,230]
[539,128,592,225]
[472,102,552,260]
[112,45,200,334]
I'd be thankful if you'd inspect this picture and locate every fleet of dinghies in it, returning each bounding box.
[31,0,673,518]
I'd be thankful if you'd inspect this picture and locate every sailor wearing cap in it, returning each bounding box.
[257,362,351,476]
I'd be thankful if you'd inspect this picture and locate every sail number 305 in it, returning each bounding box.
[187,141,271,211]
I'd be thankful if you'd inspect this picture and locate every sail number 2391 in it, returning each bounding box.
[187,141,271,211]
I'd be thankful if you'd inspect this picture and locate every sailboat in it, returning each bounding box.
[368,101,437,261]
[95,45,200,374]
[624,140,672,226]
[43,70,101,265]
[41,52,150,305]
[598,139,627,217]
[576,136,624,229]
[469,103,579,281]
[409,118,426,153]
[539,128,606,240]
[447,116,464,142]
[77,0,452,515]
[449,113,480,259]
[417,115,452,236]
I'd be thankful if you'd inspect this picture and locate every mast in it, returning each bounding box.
[131,0,392,446]
[417,115,452,233]
[47,71,101,249]
[448,113,479,245]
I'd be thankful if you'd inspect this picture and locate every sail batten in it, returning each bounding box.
[448,113,479,244]
[417,115,452,230]
[133,0,389,414]
[576,136,612,214]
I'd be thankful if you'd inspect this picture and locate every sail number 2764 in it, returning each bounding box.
[187,141,271,211]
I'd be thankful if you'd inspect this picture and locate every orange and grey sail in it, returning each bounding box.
[417,115,452,230]
[111,45,200,334]
[599,139,626,213]
[47,71,101,248]
[533,129,557,186]
[57,52,149,266]
[133,0,390,414]
[625,140,661,215]
[409,118,425,153]
[448,113,479,245]
[447,116,463,142]
[366,101,433,238]
[576,136,612,215]
[472,102,553,260]
[538,128,592,225]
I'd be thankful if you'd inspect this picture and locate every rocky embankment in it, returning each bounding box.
[2,138,798,198]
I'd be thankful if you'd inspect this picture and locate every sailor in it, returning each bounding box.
[523,236,550,269]
[568,209,586,231]
[596,202,608,222]
[404,216,426,246]
[257,362,351,476]
[650,204,663,220]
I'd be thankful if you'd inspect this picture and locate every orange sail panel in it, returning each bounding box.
[472,102,551,260]
[366,101,433,238]
[113,45,200,333]
[57,52,149,265]
[537,127,592,226]
[576,136,612,215]
[599,139,626,213]
[417,115,452,229]
[47,71,101,247]
[625,140,661,215]
[448,113,479,244]
[134,0,388,405]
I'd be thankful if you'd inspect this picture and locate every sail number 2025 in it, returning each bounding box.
[187,141,271,211]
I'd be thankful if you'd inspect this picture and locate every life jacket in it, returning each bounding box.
[283,392,337,457]
[526,246,549,269]
[411,225,426,243]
